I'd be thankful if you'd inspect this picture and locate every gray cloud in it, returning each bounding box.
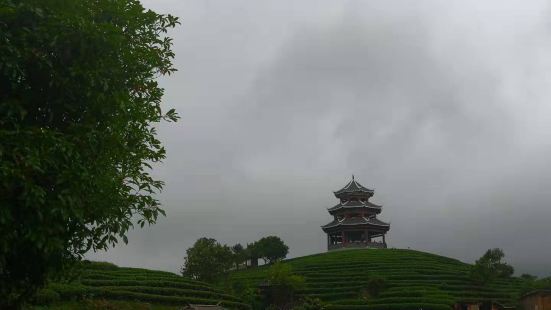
[88,0,551,277]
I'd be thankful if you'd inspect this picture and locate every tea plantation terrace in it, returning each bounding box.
[38,261,250,309]
[229,249,524,310]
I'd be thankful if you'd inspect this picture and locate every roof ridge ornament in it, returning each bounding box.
[333,175,374,197]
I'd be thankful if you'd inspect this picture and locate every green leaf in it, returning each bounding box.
[0,0,178,306]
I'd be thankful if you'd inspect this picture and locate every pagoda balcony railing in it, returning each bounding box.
[328,241,387,250]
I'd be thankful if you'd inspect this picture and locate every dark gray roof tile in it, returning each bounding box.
[321,216,390,229]
[334,176,374,195]
[327,200,382,212]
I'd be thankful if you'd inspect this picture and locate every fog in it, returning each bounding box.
[87,0,551,276]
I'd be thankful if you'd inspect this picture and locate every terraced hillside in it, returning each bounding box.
[229,249,524,310]
[35,262,250,309]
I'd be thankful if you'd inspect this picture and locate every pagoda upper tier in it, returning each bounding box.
[327,199,382,215]
[333,175,374,200]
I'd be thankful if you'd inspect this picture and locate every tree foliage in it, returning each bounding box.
[520,276,551,295]
[266,262,305,290]
[470,248,514,285]
[231,243,247,270]
[245,242,261,266]
[293,297,326,310]
[263,262,305,309]
[0,0,178,307]
[253,236,289,264]
[181,238,234,283]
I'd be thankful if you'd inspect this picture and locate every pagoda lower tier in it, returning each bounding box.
[321,217,390,250]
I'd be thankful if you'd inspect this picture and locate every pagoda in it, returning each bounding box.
[321,176,390,251]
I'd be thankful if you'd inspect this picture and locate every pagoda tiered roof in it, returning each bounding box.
[322,176,390,250]
[333,176,374,197]
[321,216,390,230]
[327,200,382,214]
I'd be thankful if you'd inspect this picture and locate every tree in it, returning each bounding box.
[255,236,289,264]
[520,273,538,282]
[470,248,514,285]
[231,243,246,270]
[181,238,234,283]
[520,276,551,295]
[293,297,326,310]
[266,262,305,290]
[262,262,305,309]
[246,242,261,267]
[0,1,178,307]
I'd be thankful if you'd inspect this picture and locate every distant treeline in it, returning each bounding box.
[181,236,289,282]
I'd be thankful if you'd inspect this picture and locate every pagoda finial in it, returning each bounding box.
[352,174,355,181]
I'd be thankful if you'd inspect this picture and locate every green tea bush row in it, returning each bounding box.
[300,291,359,301]
[299,286,366,294]
[379,290,450,298]
[47,284,250,309]
[229,249,524,308]
[98,285,241,301]
[83,270,180,277]
[303,281,368,288]
[366,297,454,305]
[85,271,181,279]
[89,288,250,309]
[325,303,451,310]
[83,274,193,283]
[81,279,216,292]
[80,261,119,270]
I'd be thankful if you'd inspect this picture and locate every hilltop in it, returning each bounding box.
[229,248,525,309]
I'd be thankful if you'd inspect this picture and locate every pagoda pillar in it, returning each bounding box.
[341,231,346,244]
[383,234,386,245]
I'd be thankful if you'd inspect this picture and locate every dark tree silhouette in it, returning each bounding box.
[181,238,234,282]
[470,248,514,285]
[0,1,178,307]
[254,236,289,264]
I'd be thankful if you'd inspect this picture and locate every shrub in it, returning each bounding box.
[294,296,327,310]
[81,261,119,270]
[260,263,305,309]
[32,288,60,305]
[363,277,387,298]
[83,299,120,310]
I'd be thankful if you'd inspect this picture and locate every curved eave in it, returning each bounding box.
[333,179,374,196]
[333,188,374,195]
[327,201,383,213]
[328,206,382,215]
[321,217,390,231]
[333,188,374,196]
[321,223,390,230]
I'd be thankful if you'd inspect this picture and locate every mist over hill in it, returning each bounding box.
[88,0,551,278]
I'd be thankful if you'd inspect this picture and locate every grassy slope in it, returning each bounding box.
[229,249,524,310]
[34,262,250,310]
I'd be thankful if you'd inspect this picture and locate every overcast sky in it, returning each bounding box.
[87,0,551,276]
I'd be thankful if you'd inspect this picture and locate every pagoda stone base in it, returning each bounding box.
[328,241,387,251]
